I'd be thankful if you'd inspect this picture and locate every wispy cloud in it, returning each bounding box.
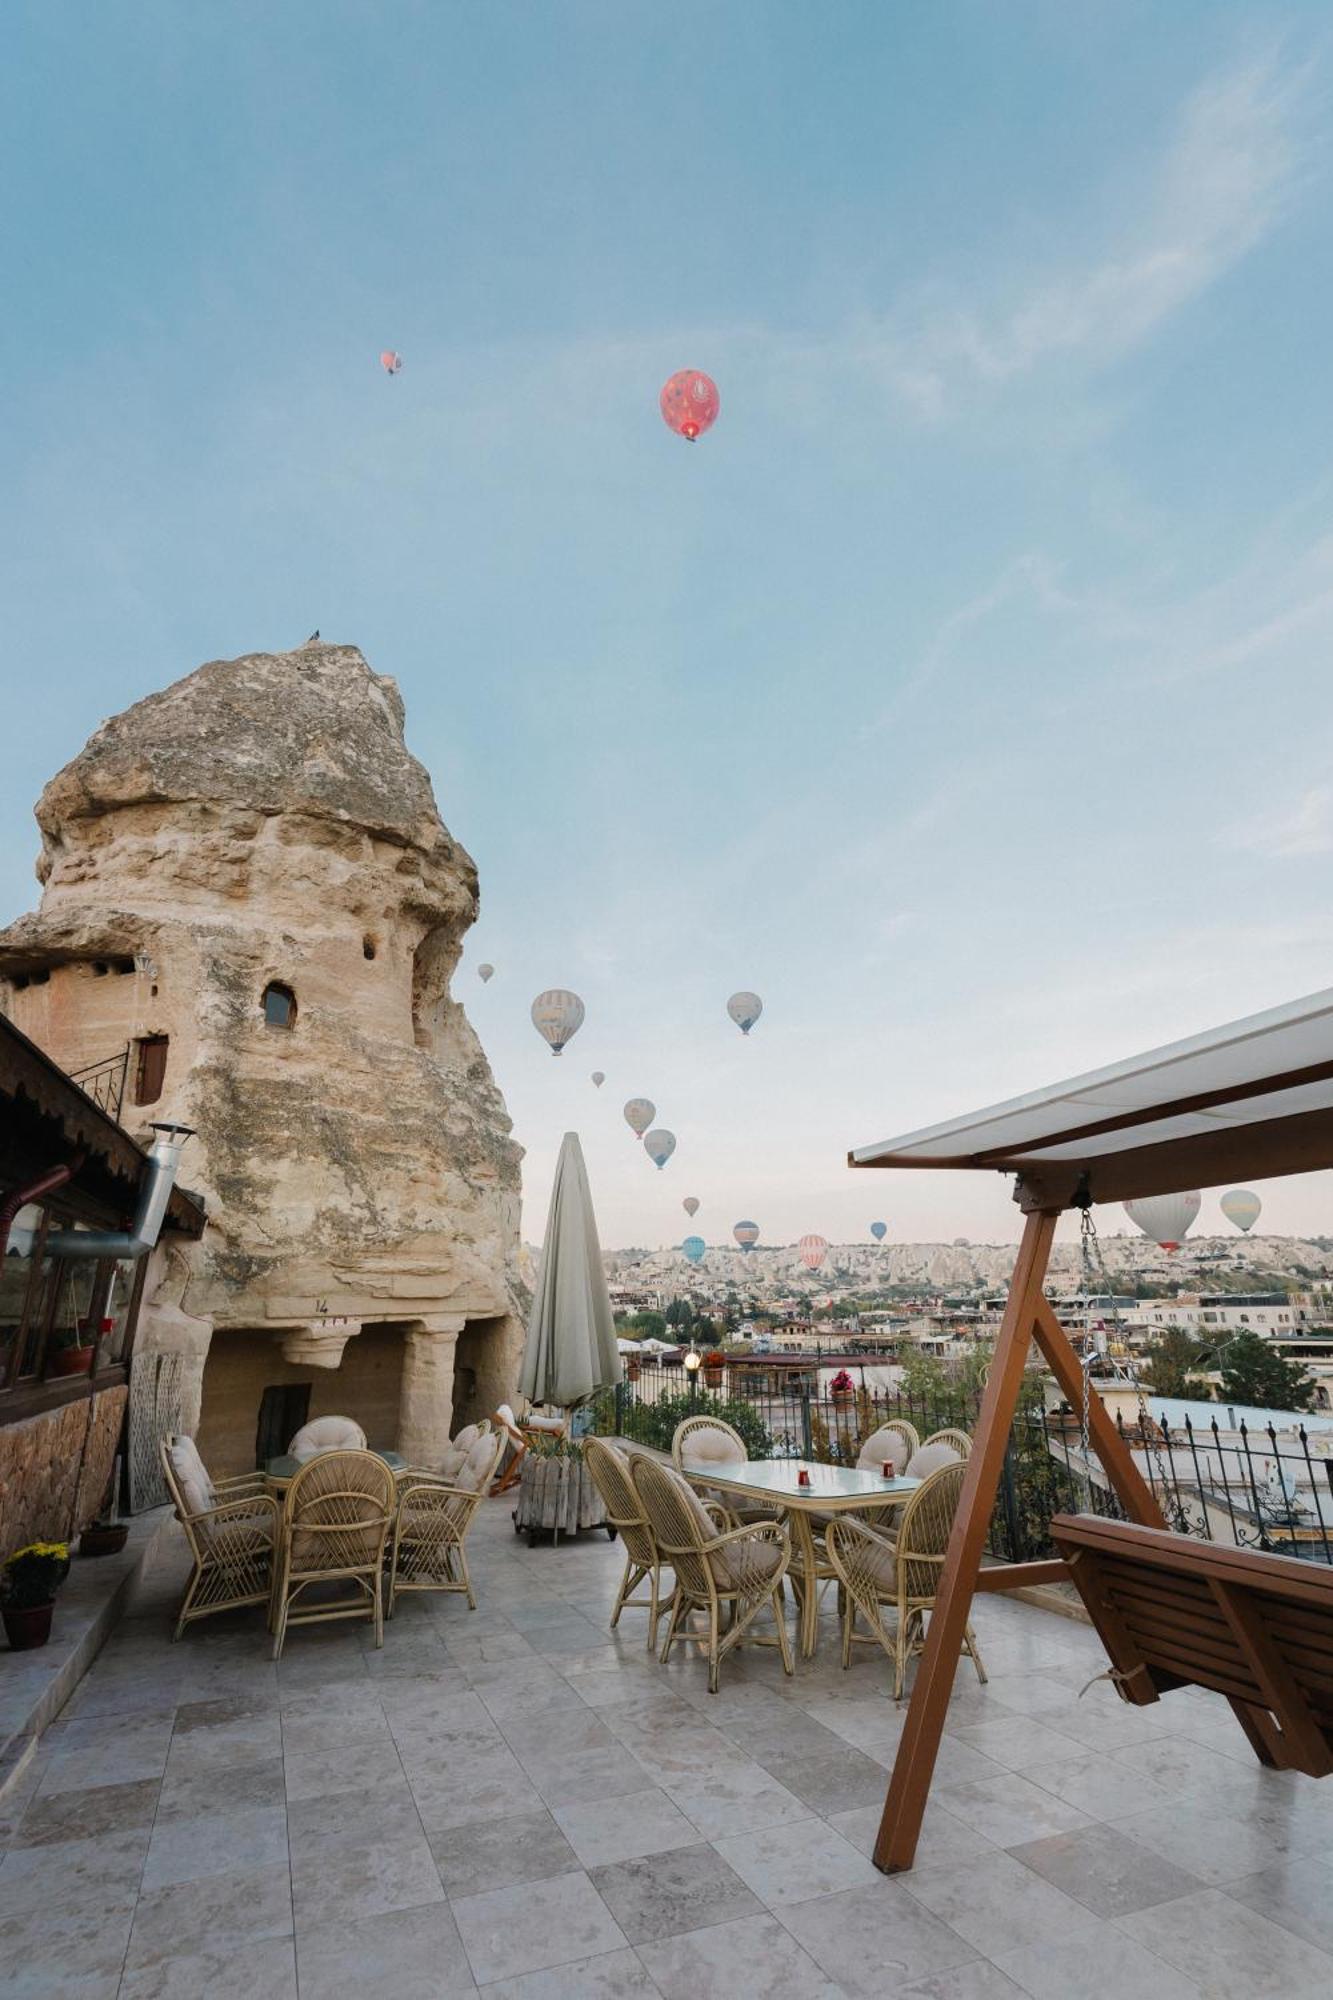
[1228,785,1333,858]
[859,52,1307,418]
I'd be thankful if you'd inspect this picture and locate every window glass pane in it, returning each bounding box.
[40,1258,98,1377]
[99,1261,137,1364]
[263,983,295,1028]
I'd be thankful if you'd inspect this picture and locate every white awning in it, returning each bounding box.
[849,985,1333,1210]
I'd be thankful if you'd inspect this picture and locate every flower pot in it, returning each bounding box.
[3,1602,54,1650]
[702,1368,724,1391]
[78,1522,129,1559]
[51,1345,94,1378]
[625,1361,641,1383]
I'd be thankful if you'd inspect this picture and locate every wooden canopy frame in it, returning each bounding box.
[847,985,1333,1873]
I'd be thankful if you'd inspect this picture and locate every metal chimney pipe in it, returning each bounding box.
[45,1123,195,1260]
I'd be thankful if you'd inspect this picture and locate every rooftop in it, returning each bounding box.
[8,1493,1333,1997]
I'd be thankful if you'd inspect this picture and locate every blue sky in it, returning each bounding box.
[4,3,1333,1249]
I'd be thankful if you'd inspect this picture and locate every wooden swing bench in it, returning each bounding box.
[848,982,1333,1870]
[1051,1513,1333,1777]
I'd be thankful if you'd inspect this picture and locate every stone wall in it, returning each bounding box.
[195,1325,407,1480]
[0,1387,127,1557]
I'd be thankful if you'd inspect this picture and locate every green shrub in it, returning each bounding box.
[601,1390,773,1460]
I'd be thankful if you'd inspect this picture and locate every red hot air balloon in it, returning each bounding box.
[380,351,402,375]
[798,1234,828,1272]
[660,370,719,442]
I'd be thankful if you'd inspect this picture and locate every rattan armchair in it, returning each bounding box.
[387,1430,503,1615]
[160,1436,279,1642]
[632,1456,792,1694]
[825,1460,987,1699]
[271,1449,396,1659]
[671,1414,776,1526]
[584,1438,673,1647]
[920,1427,972,1458]
[856,1420,919,1474]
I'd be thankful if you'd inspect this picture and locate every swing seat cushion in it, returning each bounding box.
[1050,1512,1333,1780]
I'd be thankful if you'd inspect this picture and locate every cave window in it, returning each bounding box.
[362,935,377,961]
[262,982,297,1029]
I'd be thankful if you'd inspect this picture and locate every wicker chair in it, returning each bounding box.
[584,1438,673,1648]
[632,1456,792,1694]
[825,1460,986,1699]
[160,1435,279,1642]
[271,1449,397,1659]
[855,1420,919,1475]
[387,1430,503,1615]
[671,1414,777,1525]
[399,1418,492,1486]
[921,1427,972,1458]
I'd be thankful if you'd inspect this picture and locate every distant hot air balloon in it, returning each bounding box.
[1124,1191,1201,1253]
[682,1235,706,1265]
[477,964,494,984]
[660,369,719,442]
[733,1220,759,1250]
[869,1221,887,1242]
[624,1098,655,1140]
[682,1196,700,1218]
[590,1071,605,1089]
[644,1129,676,1170]
[798,1234,828,1272]
[1221,1189,1262,1234]
[380,350,402,375]
[727,991,763,1036]
[530,989,585,1055]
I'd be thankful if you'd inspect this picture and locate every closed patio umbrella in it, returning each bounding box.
[520,1132,622,1410]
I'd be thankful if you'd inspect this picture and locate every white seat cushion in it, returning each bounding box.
[712,1537,784,1591]
[168,1437,215,1518]
[857,1427,910,1476]
[834,1523,897,1591]
[905,1442,961,1480]
[679,1426,745,1469]
[524,1412,566,1434]
[455,1436,498,1493]
[289,1416,367,1461]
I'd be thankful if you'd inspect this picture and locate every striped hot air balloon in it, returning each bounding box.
[733,1220,759,1250]
[529,989,585,1055]
[1220,1189,1262,1233]
[798,1234,828,1271]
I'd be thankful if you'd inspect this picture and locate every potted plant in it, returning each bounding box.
[829,1368,856,1409]
[625,1355,641,1383]
[702,1349,726,1390]
[1,1542,71,1650]
[50,1324,96,1378]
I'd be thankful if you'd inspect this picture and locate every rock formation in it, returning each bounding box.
[0,642,524,1473]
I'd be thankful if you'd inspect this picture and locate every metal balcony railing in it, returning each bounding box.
[67,1044,131,1122]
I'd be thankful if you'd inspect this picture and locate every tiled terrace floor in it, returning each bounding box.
[4,1497,1333,1999]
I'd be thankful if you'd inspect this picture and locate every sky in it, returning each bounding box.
[4,2,1333,1251]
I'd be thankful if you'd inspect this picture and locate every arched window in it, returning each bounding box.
[262,982,297,1029]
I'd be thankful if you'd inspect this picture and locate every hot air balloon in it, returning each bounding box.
[1123,1191,1201,1253]
[727,991,763,1036]
[682,1236,706,1265]
[530,989,585,1055]
[660,369,719,442]
[682,1196,700,1218]
[590,1071,605,1089]
[869,1221,887,1242]
[623,1098,655,1140]
[380,350,402,375]
[477,964,494,984]
[733,1220,759,1250]
[798,1234,828,1272]
[1221,1189,1262,1234]
[644,1129,676,1170]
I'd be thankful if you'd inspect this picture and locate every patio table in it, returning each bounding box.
[682,1458,918,1659]
[264,1448,406,1494]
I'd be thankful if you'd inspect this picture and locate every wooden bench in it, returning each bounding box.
[1050,1513,1333,1778]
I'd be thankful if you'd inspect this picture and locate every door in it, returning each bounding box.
[255,1383,311,1468]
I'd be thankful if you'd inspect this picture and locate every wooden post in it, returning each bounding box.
[1031,1298,1165,1529]
[873,1208,1057,1873]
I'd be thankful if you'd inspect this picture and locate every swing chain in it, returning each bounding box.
[1077,1198,1176,1507]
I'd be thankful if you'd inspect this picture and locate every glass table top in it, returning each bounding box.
[265,1448,406,1482]
[684,1458,919,1506]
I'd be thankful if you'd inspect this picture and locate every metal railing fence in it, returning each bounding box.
[594,1360,1333,1567]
